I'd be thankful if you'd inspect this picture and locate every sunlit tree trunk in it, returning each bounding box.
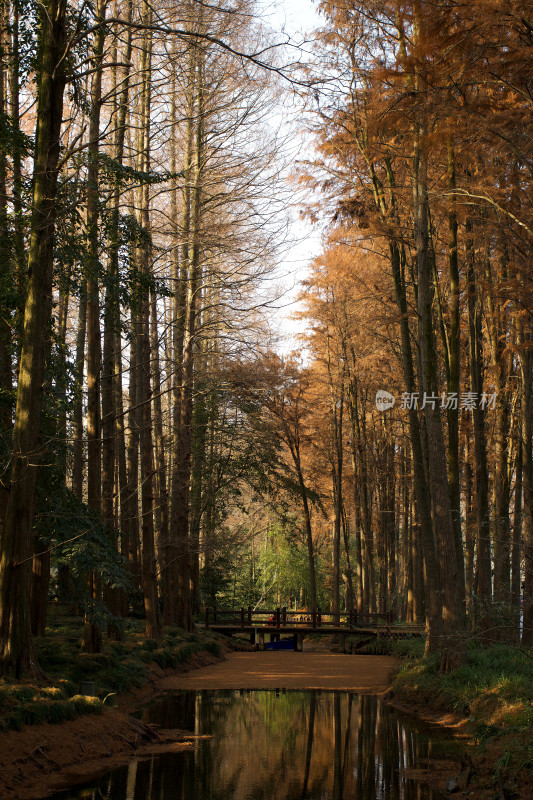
[487,247,511,629]
[72,282,87,500]
[137,6,162,642]
[189,350,208,615]
[167,51,193,625]
[102,1,133,636]
[151,288,170,608]
[82,0,107,654]
[161,62,183,623]
[170,40,205,631]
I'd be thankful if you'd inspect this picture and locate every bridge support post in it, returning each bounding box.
[250,628,256,645]
[294,633,303,652]
[339,634,346,654]
[258,631,265,651]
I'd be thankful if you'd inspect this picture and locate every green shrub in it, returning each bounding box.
[153,650,177,669]
[204,640,221,657]
[175,644,194,663]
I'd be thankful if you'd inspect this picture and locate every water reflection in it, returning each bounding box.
[51,691,453,800]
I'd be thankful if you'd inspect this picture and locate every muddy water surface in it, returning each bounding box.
[49,690,458,800]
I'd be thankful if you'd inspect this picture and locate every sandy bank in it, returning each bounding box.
[157,651,396,692]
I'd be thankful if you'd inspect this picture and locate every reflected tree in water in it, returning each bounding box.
[53,692,451,800]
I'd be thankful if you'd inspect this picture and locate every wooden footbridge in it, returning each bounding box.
[203,607,424,651]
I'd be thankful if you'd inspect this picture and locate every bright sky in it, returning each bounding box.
[260,0,325,353]
[263,0,321,36]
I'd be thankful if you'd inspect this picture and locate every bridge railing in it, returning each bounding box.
[204,607,396,630]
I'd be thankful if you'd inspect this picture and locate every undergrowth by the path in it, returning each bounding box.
[391,637,533,794]
[392,639,533,736]
[0,605,229,732]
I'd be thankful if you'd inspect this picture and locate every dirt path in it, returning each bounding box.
[158,651,396,692]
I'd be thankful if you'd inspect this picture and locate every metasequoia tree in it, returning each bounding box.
[297,0,532,662]
[82,0,107,653]
[0,0,68,675]
[0,0,289,673]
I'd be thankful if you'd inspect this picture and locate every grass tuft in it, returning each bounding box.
[0,605,226,731]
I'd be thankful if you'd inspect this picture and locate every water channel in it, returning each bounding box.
[50,690,457,800]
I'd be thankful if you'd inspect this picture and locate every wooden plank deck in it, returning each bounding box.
[208,624,424,637]
[202,608,424,641]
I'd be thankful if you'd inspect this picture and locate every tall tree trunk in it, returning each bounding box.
[446,139,463,586]
[347,378,375,613]
[0,0,67,677]
[386,425,396,617]
[519,323,533,646]
[0,7,13,438]
[72,282,87,499]
[101,1,133,636]
[169,41,205,631]
[511,437,523,642]
[8,0,25,289]
[83,0,107,654]
[413,106,465,668]
[136,6,162,642]
[341,506,355,612]
[151,289,170,606]
[167,51,193,625]
[463,427,475,623]
[138,284,162,642]
[126,295,141,588]
[161,126,182,622]
[466,228,492,635]
[189,368,207,616]
[389,242,442,652]
[327,336,344,615]
[487,248,511,631]
[300,469,318,614]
